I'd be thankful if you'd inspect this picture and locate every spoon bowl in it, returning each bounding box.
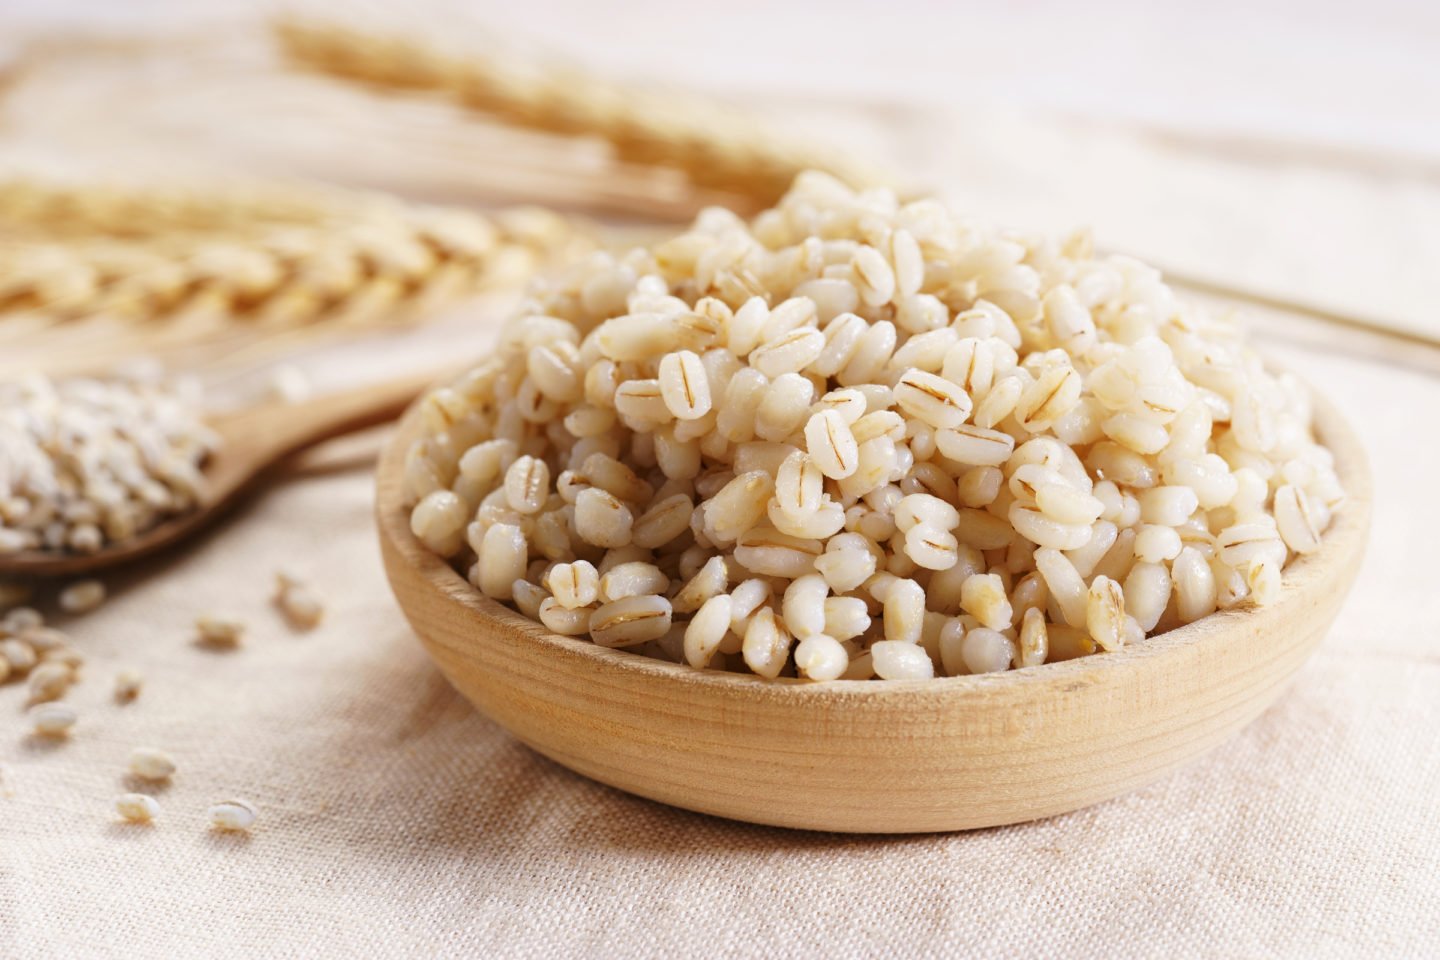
[377,385,1370,833]
[0,369,442,579]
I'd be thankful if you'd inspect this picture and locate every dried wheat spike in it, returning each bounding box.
[0,177,591,329]
[0,178,342,240]
[271,16,882,206]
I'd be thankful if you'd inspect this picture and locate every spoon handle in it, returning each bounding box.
[210,367,446,471]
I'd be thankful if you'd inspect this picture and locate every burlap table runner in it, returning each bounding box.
[3,337,1436,959]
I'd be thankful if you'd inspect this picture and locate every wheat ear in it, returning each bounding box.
[0,178,589,333]
[271,16,883,206]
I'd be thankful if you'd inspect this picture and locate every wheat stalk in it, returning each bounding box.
[0,177,588,331]
[271,16,883,207]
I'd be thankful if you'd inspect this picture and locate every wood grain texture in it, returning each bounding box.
[1,367,441,578]
[376,384,1371,834]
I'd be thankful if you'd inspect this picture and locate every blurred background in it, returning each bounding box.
[2,0,1437,388]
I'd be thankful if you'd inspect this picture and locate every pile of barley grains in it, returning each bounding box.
[403,172,1344,681]
[0,371,218,555]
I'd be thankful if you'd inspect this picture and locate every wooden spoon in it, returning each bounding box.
[376,384,1371,834]
[0,368,444,579]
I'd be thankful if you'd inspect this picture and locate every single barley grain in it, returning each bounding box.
[114,668,143,703]
[822,596,870,641]
[195,616,244,648]
[29,702,78,736]
[794,634,849,681]
[275,580,324,630]
[960,574,1014,631]
[742,606,792,679]
[208,799,257,831]
[598,562,669,603]
[1086,576,1127,652]
[1,639,37,673]
[962,628,1014,674]
[1018,607,1048,667]
[590,596,673,647]
[781,574,829,639]
[883,578,925,644]
[26,661,72,703]
[537,598,591,635]
[870,640,934,680]
[683,594,733,669]
[893,369,972,430]
[129,747,177,781]
[115,793,160,823]
[805,410,859,479]
[672,556,730,613]
[58,579,106,615]
[813,535,877,593]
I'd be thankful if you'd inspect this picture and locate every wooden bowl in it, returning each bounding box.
[376,392,1370,833]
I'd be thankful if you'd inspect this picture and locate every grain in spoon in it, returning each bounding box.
[0,367,443,578]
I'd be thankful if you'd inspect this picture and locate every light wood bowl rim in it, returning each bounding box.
[376,381,1371,707]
